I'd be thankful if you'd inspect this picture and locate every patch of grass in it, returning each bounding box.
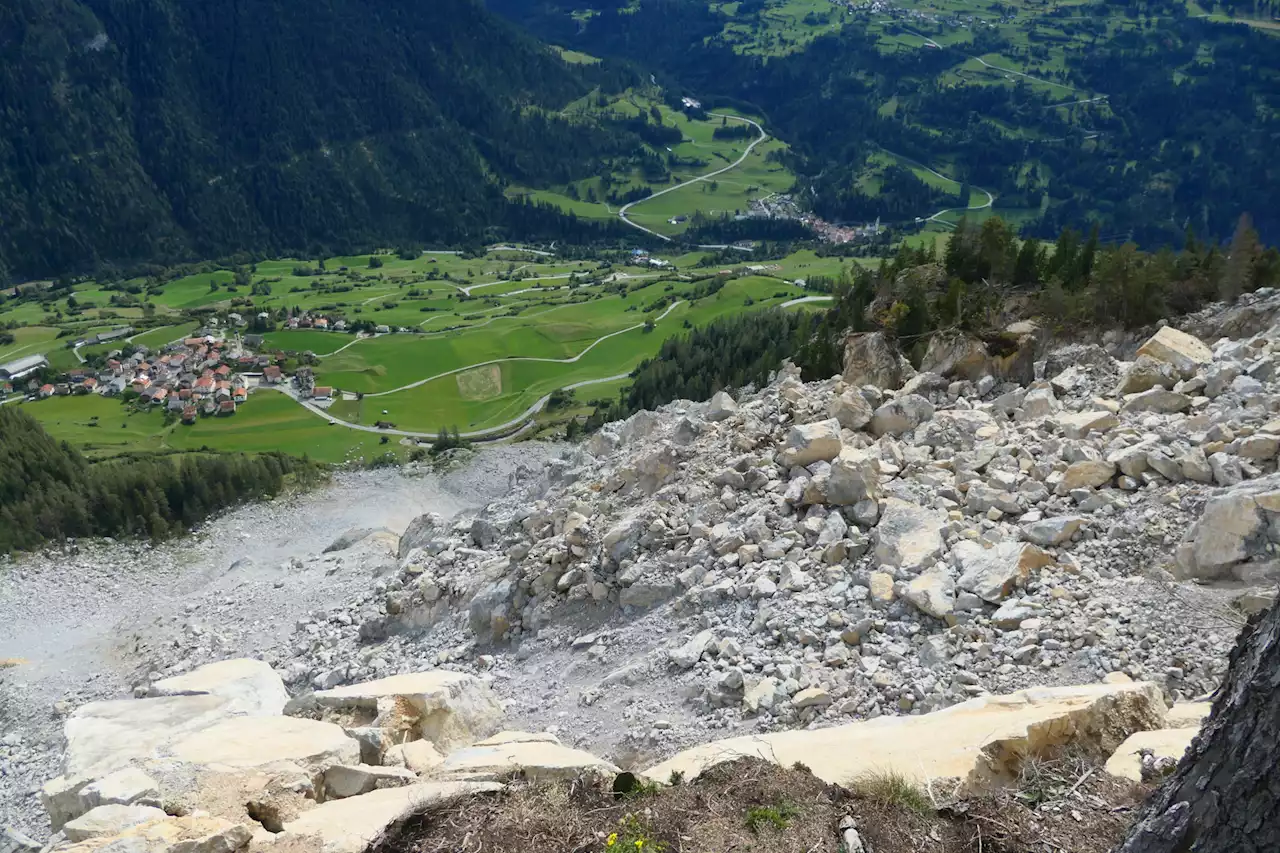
[744,802,799,833]
[851,770,935,817]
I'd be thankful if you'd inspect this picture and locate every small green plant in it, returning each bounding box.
[744,802,798,834]
[853,770,933,816]
[622,778,661,800]
[667,769,685,786]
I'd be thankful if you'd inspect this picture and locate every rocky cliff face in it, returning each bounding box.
[5,289,1280,851]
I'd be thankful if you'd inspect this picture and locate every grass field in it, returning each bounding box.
[349,275,812,431]
[20,391,401,464]
[0,327,61,363]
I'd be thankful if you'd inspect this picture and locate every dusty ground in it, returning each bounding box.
[0,446,556,838]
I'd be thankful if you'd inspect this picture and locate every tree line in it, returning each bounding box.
[0,407,324,554]
[575,213,1276,434]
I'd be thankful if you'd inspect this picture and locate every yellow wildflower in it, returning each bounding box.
[606,833,617,848]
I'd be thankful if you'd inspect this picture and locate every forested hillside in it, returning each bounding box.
[0,0,641,280]
[0,407,322,553]
[491,0,1280,247]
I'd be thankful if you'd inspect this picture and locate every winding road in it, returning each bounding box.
[618,113,769,243]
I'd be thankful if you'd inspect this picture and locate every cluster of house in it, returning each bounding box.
[21,334,290,424]
[283,315,348,332]
[628,249,675,269]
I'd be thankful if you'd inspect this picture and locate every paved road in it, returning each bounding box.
[878,149,995,227]
[282,301,685,439]
[618,114,769,243]
[779,295,834,308]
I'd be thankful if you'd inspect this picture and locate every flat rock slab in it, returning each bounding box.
[261,782,502,853]
[644,682,1165,790]
[151,659,289,717]
[63,804,169,843]
[62,694,244,780]
[55,816,252,853]
[436,738,619,783]
[1105,727,1200,782]
[169,716,360,771]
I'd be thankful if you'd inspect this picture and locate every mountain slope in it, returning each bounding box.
[0,0,638,279]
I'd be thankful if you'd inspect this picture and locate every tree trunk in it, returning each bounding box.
[1115,600,1280,853]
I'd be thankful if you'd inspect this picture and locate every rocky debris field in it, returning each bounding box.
[0,446,557,841]
[223,291,1279,774]
[2,655,1217,853]
[4,287,1280,849]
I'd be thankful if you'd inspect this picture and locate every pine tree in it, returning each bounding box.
[1222,212,1260,301]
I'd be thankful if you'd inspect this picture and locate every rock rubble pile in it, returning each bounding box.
[262,292,1280,751]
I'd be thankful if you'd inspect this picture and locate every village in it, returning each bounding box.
[744,192,885,244]
[0,326,292,424]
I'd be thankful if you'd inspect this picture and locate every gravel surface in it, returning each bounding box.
[0,444,557,839]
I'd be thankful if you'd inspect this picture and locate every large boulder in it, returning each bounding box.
[310,671,503,755]
[53,692,265,784]
[1114,355,1178,395]
[779,418,843,467]
[920,330,1036,385]
[398,512,445,560]
[828,389,873,431]
[62,805,169,843]
[1056,459,1116,494]
[602,514,647,564]
[869,394,935,437]
[903,568,957,623]
[955,541,1054,603]
[705,390,738,422]
[1105,727,1199,782]
[645,682,1166,790]
[1121,388,1192,414]
[842,332,910,390]
[323,764,418,800]
[1022,516,1086,547]
[873,499,947,571]
[1056,411,1119,441]
[468,578,515,645]
[1136,326,1213,379]
[1173,475,1280,581]
[825,447,881,506]
[1019,385,1060,421]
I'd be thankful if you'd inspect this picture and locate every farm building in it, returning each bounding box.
[0,354,49,381]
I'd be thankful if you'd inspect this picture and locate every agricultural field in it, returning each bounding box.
[16,390,402,465]
[7,243,835,457]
